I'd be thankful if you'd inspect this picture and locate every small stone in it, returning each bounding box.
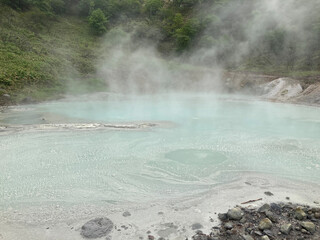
[218,213,228,221]
[270,203,281,213]
[254,231,263,236]
[227,207,244,220]
[301,229,308,234]
[258,204,270,213]
[315,212,320,219]
[148,235,155,240]
[261,236,270,240]
[240,217,247,223]
[295,208,307,220]
[314,201,319,204]
[264,191,274,196]
[280,223,292,235]
[301,221,315,234]
[122,211,131,217]
[263,230,275,238]
[224,222,233,230]
[2,94,10,98]
[258,218,273,230]
[191,223,203,230]
[265,210,277,222]
[286,197,290,200]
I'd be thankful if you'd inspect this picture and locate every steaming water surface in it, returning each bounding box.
[1,93,320,207]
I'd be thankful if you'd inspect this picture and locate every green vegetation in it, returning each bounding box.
[88,9,108,35]
[0,0,320,104]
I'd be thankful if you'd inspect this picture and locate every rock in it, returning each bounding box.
[301,221,316,234]
[265,210,277,222]
[148,235,155,240]
[191,223,203,230]
[81,218,113,239]
[258,204,270,213]
[315,212,320,219]
[280,223,292,235]
[270,203,281,213]
[122,211,131,217]
[224,222,233,230]
[258,218,273,230]
[218,213,228,221]
[2,94,10,98]
[263,230,274,238]
[261,236,270,240]
[240,234,254,240]
[264,191,274,196]
[254,230,263,236]
[295,207,307,220]
[227,207,244,220]
[301,229,308,234]
[240,217,247,223]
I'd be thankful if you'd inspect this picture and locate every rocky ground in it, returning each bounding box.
[191,201,320,240]
[224,72,320,106]
[78,200,320,240]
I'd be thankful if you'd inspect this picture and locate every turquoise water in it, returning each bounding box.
[0,93,320,205]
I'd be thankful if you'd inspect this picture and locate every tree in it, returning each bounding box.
[88,8,108,35]
[144,0,163,17]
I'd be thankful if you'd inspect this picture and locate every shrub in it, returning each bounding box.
[88,8,108,35]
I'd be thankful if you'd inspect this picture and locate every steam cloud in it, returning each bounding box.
[96,0,320,94]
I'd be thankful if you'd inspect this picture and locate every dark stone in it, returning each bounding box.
[81,218,114,239]
[224,222,233,230]
[192,223,203,230]
[263,230,275,238]
[122,211,131,217]
[270,203,281,213]
[258,204,270,213]
[264,191,274,196]
[218,213,228,221]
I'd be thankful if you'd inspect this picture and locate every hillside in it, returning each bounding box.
[0,4,103,105]
[1,0,320,105]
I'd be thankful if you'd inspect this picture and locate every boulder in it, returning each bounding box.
[81,218,114,239]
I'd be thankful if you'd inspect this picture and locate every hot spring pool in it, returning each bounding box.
[1,93,320,207]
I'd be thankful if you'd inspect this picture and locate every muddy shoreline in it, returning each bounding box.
[0,173,319,240]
